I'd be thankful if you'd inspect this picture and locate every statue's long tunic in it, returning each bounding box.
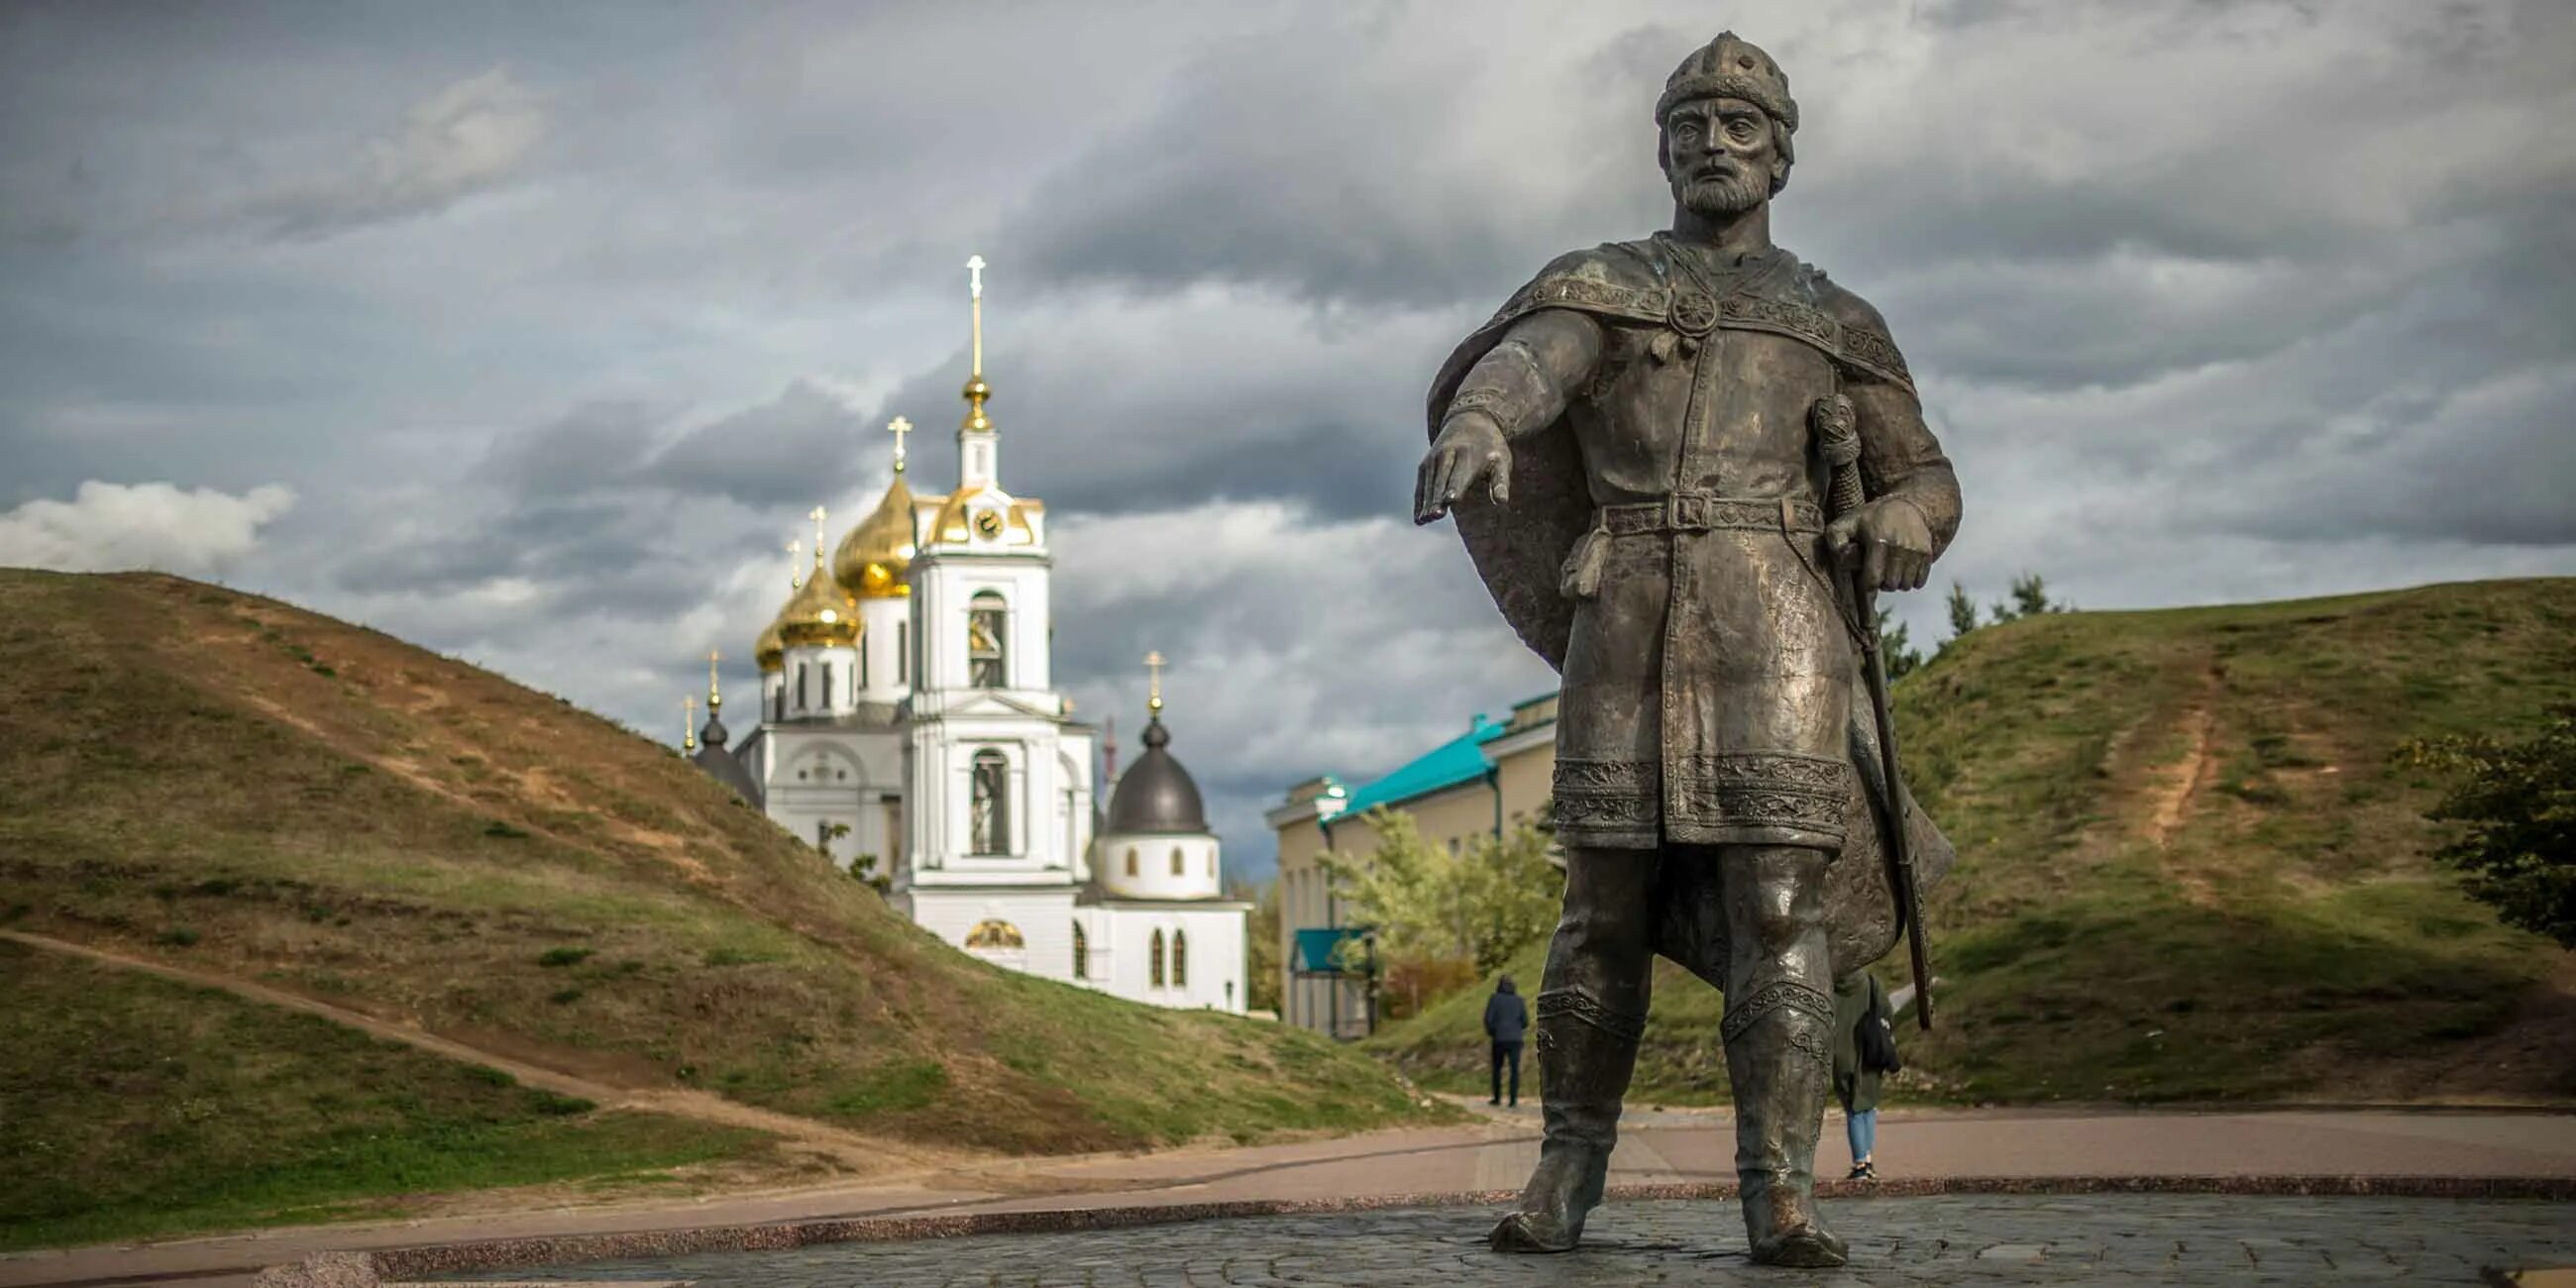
[1429,238,1961,853]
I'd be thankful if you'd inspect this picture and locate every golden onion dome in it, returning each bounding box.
[776,563,861,649]
[927,484,1043,547]
[830,476,919,598]
[754,614,787,673]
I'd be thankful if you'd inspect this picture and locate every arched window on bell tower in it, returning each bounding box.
[1149,928,1165,987]
[1072,922,1089,980]
[969,749,1010,855]
[968,590,1007,688]
[1172,929,1189,988]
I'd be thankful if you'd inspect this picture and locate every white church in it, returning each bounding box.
[685,257,1248,1014]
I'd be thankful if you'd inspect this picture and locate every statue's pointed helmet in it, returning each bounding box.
[1655,31,1798,192]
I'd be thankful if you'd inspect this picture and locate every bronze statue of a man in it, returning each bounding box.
[1416,32,1963,1268]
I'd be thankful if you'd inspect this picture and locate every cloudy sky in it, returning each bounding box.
[5,0,2572,878]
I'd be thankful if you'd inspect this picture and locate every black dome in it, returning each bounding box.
[692,740,761,803]
[1106,714,1208,834]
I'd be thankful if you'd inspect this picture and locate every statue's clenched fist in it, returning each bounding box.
[1415,412,1511,524]
[1825,497,1934,592]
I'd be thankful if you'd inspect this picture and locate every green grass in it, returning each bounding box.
[1370,580,2576,1107]
[0,570,1441,1240]
[0,941,767,1251]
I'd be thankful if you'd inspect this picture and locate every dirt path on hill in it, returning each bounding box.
[2138,669,2223,906]
[0,928,960,1176]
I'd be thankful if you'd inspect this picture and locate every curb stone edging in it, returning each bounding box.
[360,1175,2576,1280]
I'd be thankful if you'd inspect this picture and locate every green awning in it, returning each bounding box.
[1294,927,1368,974]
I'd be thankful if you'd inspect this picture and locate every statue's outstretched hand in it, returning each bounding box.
[1415,412,1512,525]
[1826,497,1934,592]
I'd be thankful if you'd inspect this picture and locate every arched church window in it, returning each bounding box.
[964,918,1023,949]
[1071,922,1089,979]
[820,663,833,708]
[1149,929,1165,987]
[1173,929,1189,988]
[1124,847,1138,877]
[1170,847,1184,876]
[797,664,808,710]
[898,621,910,684]
[968,591,1007,688]
[1208,852,1217,878]
[969,749,1010,854]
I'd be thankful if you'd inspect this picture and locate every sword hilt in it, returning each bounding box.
[1812,394,1865,521]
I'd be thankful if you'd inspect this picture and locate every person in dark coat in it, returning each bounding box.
[1484,975,1530,1106]
[1831,970,1898,1180]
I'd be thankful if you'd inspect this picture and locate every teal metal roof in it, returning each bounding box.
[1333,715,1507,817]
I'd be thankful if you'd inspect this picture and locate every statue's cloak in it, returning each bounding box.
[1425,240,1953,978]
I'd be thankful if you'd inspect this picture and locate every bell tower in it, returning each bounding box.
[900,253,1094,981]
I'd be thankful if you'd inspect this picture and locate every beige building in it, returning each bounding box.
[1268,692,1559,1038]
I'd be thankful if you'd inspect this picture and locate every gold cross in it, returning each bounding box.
[807,506,828,566]
[706,649,721,708]
[887,415,912,474]
[786,538,803,590]
[965,254,987,379]
[1144,650,1166,712]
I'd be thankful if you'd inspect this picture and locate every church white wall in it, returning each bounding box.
[912,552,1055,699]
[783,642,862,718]
[1097,905,1248,1014]
[854,595,909,704]
[1098,832,1222,901]
[760,725,905,870]
[910,888,1079,983]
[903,722,1088,880]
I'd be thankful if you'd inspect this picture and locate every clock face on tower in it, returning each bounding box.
[973,508,1004,539]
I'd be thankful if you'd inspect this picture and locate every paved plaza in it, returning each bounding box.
[9,1109,2574,1287]
[443,1195,2576,1287]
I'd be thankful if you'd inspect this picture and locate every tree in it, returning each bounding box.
[1944,582,1980,645]
[847,851,892,896]
[1238,876,1283,1014]
[2395,704,2576,948]
[1317,808,1563,1014]
[1989,572,2071,624]
[1874,606,1923,682]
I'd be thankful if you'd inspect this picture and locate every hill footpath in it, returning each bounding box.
[0,570,1436,1249]
[1370,579,2576,1108]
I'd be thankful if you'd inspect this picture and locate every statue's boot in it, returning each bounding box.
[1723,984,1847,1268]
[1488,989,1642,1252]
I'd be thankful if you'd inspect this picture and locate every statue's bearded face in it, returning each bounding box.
[1660,96,1782,217]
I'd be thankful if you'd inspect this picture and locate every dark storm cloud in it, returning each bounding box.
[637,381,871,509]
[6,0,2575,878]
[473,400,670,498]
[869,309,1449,525]
[1001,9,1661,310]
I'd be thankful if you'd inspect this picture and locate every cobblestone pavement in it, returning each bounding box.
[449,1195,2576,1286]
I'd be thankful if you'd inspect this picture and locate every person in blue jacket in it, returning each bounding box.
[1484,975,1530,1106]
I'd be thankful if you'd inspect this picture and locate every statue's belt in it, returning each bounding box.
[1499,275,1911,390]
[1598,493,1825,536]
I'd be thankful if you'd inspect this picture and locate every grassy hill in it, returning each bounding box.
[0,570,1435,1246]
[1369,579,2576,1107]
[0,938,768,1251]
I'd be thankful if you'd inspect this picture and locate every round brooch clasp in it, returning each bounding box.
[1669,290,1719,338]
